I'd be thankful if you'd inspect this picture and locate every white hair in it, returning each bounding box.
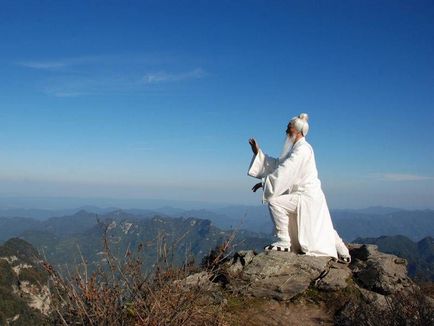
[279,113,310,160]
[290,113,309,136]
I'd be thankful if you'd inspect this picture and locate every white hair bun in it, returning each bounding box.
[298,113,309,122]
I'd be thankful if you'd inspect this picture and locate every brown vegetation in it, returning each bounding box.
[39,221,433,326]
[42,222,232,325]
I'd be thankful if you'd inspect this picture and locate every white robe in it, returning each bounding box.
[248,137,338,258]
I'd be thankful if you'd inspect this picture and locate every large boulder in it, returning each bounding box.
[180,244,432,325]
[224,250,332,301]
[184,243,424,300]
[349,244,412,295]
[216,244,416,301]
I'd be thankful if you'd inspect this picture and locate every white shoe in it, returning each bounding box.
[264,241,291,252]
[336,242,350,262]
[338,254,351,263]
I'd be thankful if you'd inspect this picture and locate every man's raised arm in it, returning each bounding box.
[247,148,279,179]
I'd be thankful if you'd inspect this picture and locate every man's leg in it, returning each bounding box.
[267,194,299,249]
[288,211,302,253]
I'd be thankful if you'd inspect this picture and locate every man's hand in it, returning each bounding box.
[252,182,263,192]
[249,138,260,155]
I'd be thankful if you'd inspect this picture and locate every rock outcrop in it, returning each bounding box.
[224,250,331,300]
[349,243,411,295]
[183,243,433,325]
[213,244,413,301]
[0,238,50,325]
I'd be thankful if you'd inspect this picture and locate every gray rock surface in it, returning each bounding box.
[183,243,419,304]
[215,243,417,302]
[180,243,433,325]
[225,250,331,300]
[223,250,257,277]
[316,260,352,291]
[349,243,412,295]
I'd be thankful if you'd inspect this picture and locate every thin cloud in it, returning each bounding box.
[16,53,173,71]
[42,68,206,97]
[41,70,204,97]
[42,75,142,97]
[371,173,434,181]
[18,61,67,69]
[16,54,206,96]
[16,55,105,70]
[143,68,205,84]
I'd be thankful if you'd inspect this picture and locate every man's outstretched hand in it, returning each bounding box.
[252,182,263,192]
[249,138,259,155]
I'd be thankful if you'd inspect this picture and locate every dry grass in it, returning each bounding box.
[38,218,434,326]
[335,284,434,326]
[41,220,235,325]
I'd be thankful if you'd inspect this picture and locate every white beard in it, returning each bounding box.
[279,134,296,161]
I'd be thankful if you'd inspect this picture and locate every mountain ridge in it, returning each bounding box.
[2,206,433,243]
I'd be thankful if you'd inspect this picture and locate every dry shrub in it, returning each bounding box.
[201,231,236,271]
[42,221,232,325]
[335,284,434,326]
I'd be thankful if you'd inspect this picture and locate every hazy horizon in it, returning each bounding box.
[0,195,432,212]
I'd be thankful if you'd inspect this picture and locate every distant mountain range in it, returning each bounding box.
[1,205,432,242]
[0,206,433,283]
[0,210,272,273]
[332,209,434,241]
[354,235,434,281]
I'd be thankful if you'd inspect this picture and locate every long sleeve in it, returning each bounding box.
[262,144,309,202]
[247,148,279,179]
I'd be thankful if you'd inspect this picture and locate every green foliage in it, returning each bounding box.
[0,240,49,325]
[0,260,16,287]
[19,266,48,284]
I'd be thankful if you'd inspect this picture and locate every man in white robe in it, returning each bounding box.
[247,113,350,262]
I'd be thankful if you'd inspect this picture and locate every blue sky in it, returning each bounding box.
[0,0,433,209]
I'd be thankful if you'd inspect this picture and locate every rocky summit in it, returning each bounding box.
[184,243,433,325]
[213,243,413,300]
[1,238,433,325]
